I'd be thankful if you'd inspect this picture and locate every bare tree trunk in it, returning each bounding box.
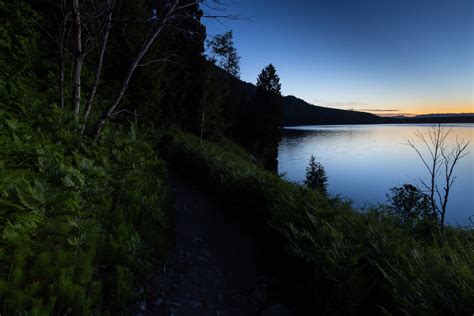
[59,14,68,108]
[59,56,65,108]
[200,72,211,144]
[438,139,470,229]
[408,124,470,230]
[81,0,113,134]
[429,131,440,222]
[93,0,180,140]
[200,102,206,144]
[72,0,83,117]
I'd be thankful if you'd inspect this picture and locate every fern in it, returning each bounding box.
[0,105,169,313]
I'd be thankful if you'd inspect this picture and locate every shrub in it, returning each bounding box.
[386,184,433,231]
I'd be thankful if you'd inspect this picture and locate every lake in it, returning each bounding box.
[278,124,474,225]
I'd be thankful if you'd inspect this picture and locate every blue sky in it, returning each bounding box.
[203,0,473,115]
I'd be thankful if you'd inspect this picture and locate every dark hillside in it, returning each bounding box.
[283,95,387,125]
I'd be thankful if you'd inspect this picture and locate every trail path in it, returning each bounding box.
[133,173,292,316]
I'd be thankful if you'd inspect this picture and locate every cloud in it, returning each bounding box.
[324,101,366,107]
[378,113,416,117]
[357,109,400,112]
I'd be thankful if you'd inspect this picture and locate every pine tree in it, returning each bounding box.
[256,64,281,95]
[254,64,283,131]
[304,155,328,195]
[245,64,283,171]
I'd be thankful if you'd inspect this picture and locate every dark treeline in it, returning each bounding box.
[26,0,283,161]
[29,0,207,134]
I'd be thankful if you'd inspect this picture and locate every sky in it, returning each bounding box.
[203,0,474,116]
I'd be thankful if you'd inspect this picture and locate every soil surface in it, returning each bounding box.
[132,172,292,316]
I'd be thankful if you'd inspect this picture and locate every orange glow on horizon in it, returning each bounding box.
[409,103,473,115]
[365,100,473,116]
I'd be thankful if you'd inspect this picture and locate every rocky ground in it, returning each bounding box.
[132,173,292,316]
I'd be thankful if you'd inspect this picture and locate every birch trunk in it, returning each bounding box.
[59,14,68,108]
[72,0,83,117]
[81,0,112,134]
[200,72,211,144]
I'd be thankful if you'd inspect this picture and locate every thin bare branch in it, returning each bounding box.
[176,1,199,11]
[137,58,181,67]
[408,124,471,229]
[110,109,138,117]
[202,14,245,20]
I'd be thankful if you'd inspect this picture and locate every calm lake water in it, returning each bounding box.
[278,124,474,225]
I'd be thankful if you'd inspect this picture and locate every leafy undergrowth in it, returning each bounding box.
[0,1,171,313]
[0,108,170,314]
[163,131,474,315]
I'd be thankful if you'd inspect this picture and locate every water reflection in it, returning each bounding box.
[278,124,474,224]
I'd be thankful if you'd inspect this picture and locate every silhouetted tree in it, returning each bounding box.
[207,30,240,78]
[304,155,328,195]
[248,64,283,171]
[198,30,241,142]
[256,64,281,94]
[254,64,283,134]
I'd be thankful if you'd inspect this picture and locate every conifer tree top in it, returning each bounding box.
[256,64,281,95]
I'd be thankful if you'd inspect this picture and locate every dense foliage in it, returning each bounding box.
[163,131,474,315]
[1,1,170,313]
[0,110,169,313]
[386,184,432,228]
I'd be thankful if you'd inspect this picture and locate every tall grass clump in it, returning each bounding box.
[162,131,474,315]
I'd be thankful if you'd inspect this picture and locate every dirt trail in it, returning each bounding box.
[133,172,292,316]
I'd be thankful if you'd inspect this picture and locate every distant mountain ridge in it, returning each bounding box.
[282,96,474,125]
[393,114,474,124]
[219,66,474,126]
[411,113,474,118]
[283,95,388,125]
